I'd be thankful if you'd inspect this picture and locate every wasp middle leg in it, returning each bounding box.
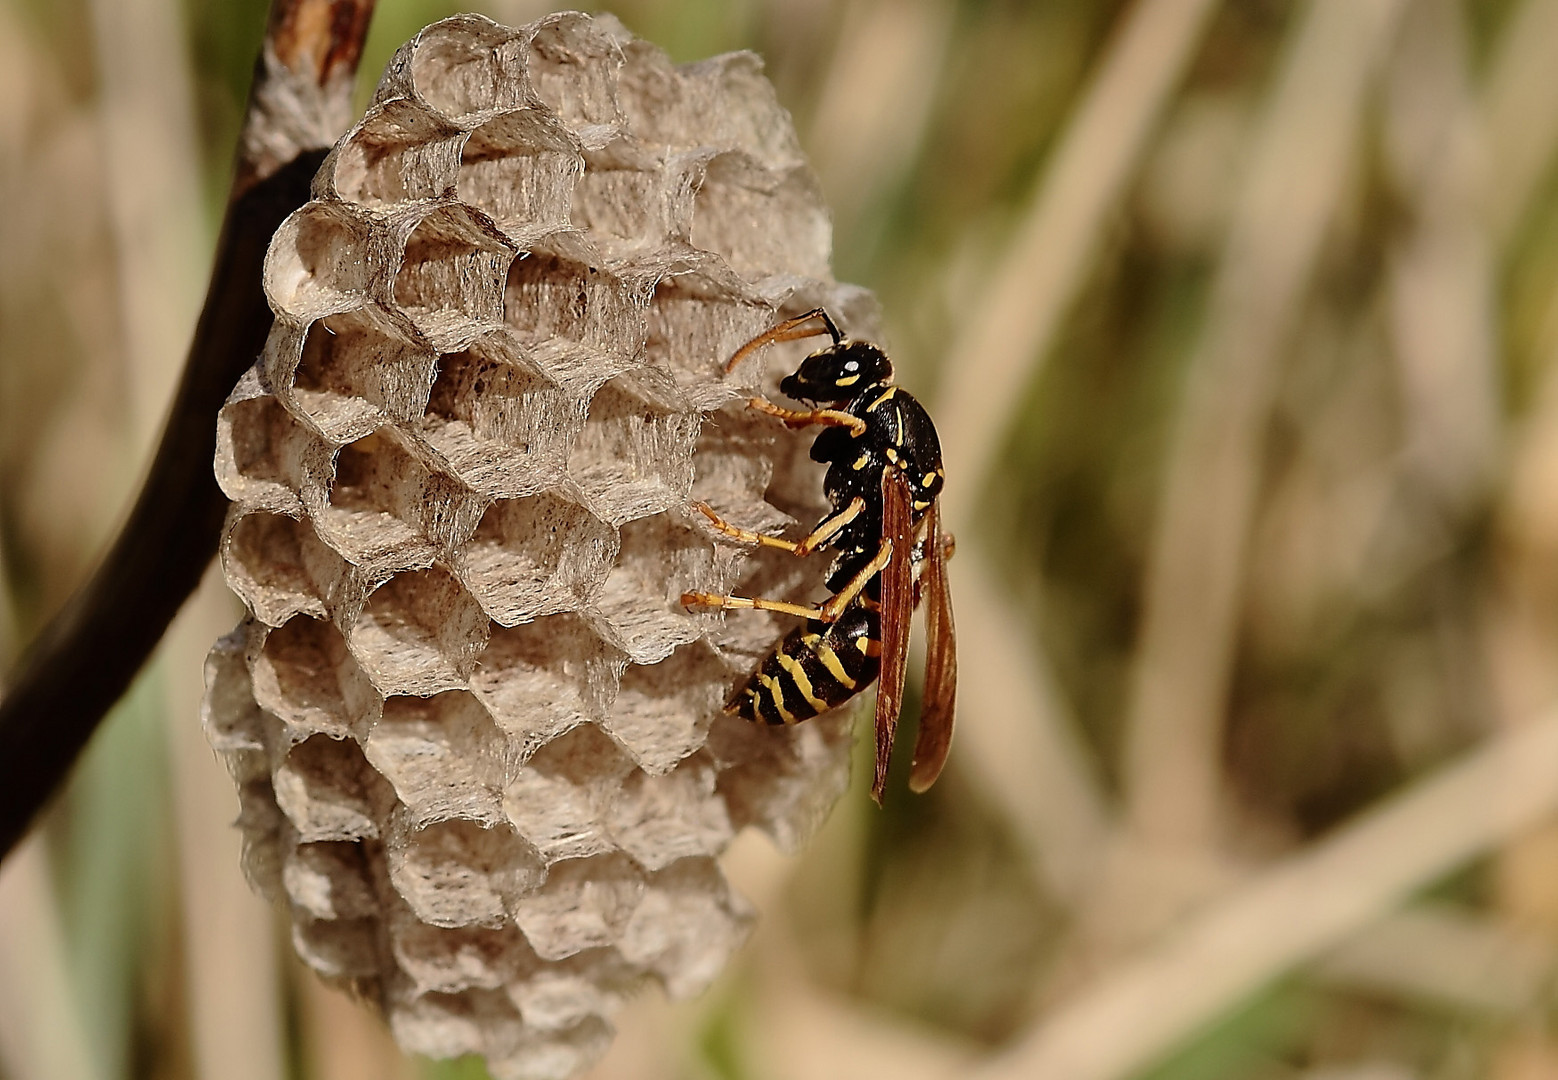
[691,498,865,557]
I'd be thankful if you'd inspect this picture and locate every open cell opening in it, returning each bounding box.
[350,568,489,697]
[282,841,378,922]
[393,204,516,349]
[709,709,851,853]
[471,613,627,757]
[419,336,577,497]
[502,243,635,356]
[606,755,733,871]
[503,723,634,863]
[508,950,639,1032]
[223,511,339,626]
[525,16,623,134]
[388,908,529,994]
[251,615,377,739]
[365,690,507,826]
[388,814,544,928]
[688,154,829,281]
[567,374,698,526]
[511,852,644,961]
[568,144,678,253]
[644,273,769,406]
[333,98,463,206]
[319,431,437,568]
[457,110,581,234]
[265,202,372,320]
[291,308,438,443]
[604,641,728,774]
[408,17,525,123]
[215,394,319,509]
[293,915,383,980]
[618,856,751,999]
[273,731,393,842]
[590,512,722,664]
[204,632,276,786]
[458,492,616,626]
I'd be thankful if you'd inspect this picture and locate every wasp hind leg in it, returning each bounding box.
[680,592,828,620]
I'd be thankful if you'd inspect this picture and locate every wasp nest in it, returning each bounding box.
[203,12,870,1078]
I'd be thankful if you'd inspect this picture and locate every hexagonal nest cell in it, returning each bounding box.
[205,11,876,1078]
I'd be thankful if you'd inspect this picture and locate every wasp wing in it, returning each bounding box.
[908,500,956,793]
[872,467,916,804]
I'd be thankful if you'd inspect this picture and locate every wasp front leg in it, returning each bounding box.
[680,592,829,621]
[692,498,865,557]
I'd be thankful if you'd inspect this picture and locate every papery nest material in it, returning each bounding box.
[203,11,875,1078]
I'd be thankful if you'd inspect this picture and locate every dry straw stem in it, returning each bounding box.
[1120,0,1411,854]
[0,0,375,861]
[930,0,1222,904]
[971,704,1558,1080]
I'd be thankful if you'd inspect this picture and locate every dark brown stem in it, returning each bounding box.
[0,0,376,862]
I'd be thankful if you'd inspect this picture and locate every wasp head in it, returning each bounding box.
[779,341,892,404]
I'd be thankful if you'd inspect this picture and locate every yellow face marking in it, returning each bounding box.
[815,643,857,689]
[757,673,797,724]
[852,452,871,470]
[835,374,860,387]
[867,386,897,412]
[776,651,828,712]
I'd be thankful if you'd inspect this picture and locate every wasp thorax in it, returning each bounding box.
[204,12,872,1079]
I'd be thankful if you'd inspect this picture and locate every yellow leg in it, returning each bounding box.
[681,592,827,620]
[693,499,864,557]
[747,396,866,436]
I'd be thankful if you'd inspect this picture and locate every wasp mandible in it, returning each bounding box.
[681,309,957,803]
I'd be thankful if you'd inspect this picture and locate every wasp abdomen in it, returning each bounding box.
[728,605,881,725]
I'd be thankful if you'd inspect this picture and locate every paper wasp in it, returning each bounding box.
[681,309,956,803]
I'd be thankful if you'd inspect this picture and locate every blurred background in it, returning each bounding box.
[7,0,1558,1077]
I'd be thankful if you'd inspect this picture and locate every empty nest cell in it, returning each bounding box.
[250,615,380,740]
[567,141,685,254]
[616,857,751,999]
[222,510,340,626]
[644,272,771,406]
[405,16,527,125]
[318,430,457,570]
[524,16,624,138]
[272,731,395,842]
[203,631,275,786]
[502,238,639,360]
[389,907,529,994]
[470,614,628,758]
[387,813,545,929]
[605,755,733,871]
[708,710,853,853]
[265,201,373,321]
[393,203,517,349]
[215,390,324,512]
[332,98,465,207]
[502,723,636,864]
[510,852,644,961]
[589,513,726,664]
[688,154,830,282]
[566,373,698,526]
[603,640,729,775]
[283,840,379,922]
[457,492,617,626]
[349,567,490,697]
[418,334,581,497]
[365,690,508,826]
[388,988,611,1080]
[290,307,439,443]
[507,949,639,1031]
[293,914,384,981]
[457,110,582,236]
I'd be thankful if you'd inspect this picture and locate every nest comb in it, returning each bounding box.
[202,12,874,1078]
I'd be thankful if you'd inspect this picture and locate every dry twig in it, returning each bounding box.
[0,0,376,862]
